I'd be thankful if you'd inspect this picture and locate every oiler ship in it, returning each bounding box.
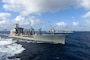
[9,24,73,44]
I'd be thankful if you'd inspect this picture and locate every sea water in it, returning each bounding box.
[0,31,25,60]
[0,31,90,60]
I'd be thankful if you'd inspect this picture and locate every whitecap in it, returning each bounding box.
[0,37,25,60]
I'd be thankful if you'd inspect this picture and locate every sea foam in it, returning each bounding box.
[0,37,25,60]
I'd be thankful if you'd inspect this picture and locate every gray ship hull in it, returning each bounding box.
[9,34,67,44]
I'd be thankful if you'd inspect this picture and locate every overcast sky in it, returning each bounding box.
[0,0,90,31]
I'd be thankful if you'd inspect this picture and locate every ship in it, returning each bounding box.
[9,24,73,44]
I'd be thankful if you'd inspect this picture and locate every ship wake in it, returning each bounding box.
[0,37,25,60]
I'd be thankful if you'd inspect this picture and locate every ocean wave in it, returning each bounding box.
[0,37,25,60]
[0,34,9,36]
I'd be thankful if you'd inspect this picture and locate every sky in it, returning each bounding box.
[0,0,90,31]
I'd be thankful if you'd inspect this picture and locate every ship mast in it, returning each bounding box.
[15,23,19,28]
[28,19,32,28]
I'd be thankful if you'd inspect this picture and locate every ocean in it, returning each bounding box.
[0,31,90,60]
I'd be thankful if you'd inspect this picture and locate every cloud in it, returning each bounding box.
[72,22,79,26]
[0,20,6,25]
[0,12,11,29]
[84,20,90,26]
[1,0,90,31]
[14,16,29,26]
[73,0,90,10]
[0,15,42,30]
[71,16,75,19]
[56,22,67,27]
[0,12,11,20]
[71,20,90,31]
[55,21,90,31]
[0,12,41,30]
[2,0,70,16]
[0,19,12,30]
[82,11,90,18]
[2,0,90,16]
[79,20,90,30]
[14,15,41,26]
